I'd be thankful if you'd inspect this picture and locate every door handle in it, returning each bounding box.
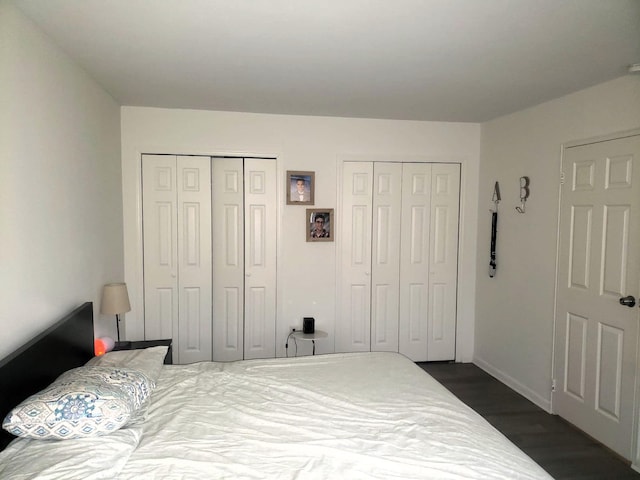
[619,295,636,308]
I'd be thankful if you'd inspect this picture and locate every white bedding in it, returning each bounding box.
[0,352,553,479]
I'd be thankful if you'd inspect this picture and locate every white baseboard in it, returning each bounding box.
[473,356,552,413]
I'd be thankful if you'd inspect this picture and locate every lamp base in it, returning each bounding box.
[114,340,132,350]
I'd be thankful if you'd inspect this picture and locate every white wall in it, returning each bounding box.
[121,108,480,360]
[475,75,640,410]
[0,1,123,360]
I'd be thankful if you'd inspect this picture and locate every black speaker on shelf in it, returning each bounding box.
[303,317,315,334]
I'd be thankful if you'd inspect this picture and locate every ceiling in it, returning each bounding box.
[12,0,640,123]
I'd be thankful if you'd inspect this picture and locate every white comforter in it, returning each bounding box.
[0,352,553,479]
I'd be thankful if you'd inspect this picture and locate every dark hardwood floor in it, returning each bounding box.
[418,362,640,480]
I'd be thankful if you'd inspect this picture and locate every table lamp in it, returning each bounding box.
[100,283,131,348]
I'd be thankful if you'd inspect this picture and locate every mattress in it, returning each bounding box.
[0,352,553,479]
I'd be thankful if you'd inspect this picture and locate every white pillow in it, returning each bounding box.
[2,366,152,440]
[86,346,168,385]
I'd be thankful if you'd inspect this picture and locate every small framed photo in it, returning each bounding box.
[286,171,315,205]
[306,209,334,242]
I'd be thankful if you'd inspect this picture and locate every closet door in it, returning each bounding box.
[211,157,277,361]
[427,164,460,360]
[211,158,244,361]
[176,156,213,364]
[142,155,178,345]
[336,162,373,352]
[398,164,432,361]
[142,155,212,364]
[243,158,277,359]
[338,161,460,361]
[371,163,402,352]
[398,163,460,361]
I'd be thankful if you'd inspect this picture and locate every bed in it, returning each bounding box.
[0,303,553,479]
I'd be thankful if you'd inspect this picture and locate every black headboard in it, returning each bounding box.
[0,302,94,450]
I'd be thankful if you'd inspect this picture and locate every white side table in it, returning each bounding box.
[291,330,328,355]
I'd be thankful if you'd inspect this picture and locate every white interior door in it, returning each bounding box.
[142,155,178,345]
[426,163,460,360]
[176,156,212,364]
[142,155,212,364]
[554,133,640,460]
[371,163,402,352]
[212,157,277,361]
[336,162,373,353]
[338,161,460,360]
[212,158,244,361]
[398,164,432,361]
[243,158,277,360]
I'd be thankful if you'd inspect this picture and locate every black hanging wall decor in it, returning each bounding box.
[489,181,500,278]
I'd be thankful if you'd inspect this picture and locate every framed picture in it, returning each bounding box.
[306,209,334,242]
[286,171,315,205]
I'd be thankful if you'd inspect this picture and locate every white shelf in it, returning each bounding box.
[290,330,327,355]
[291,330,328,341]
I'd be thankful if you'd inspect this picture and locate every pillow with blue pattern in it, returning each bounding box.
[2,366,153,440]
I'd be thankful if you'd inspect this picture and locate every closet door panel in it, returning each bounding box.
[399,164,432,362]
[427,164,460,360]
[337,162,373,352]
[371,163,402,352]
[212,158,244,361]
[142,155,179,345]
[408,283,428,341]
[176,156,212,364]
[337,161,460,361]
[243,159,277,360]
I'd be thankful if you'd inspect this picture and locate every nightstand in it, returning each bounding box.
[113,339,173,364]
[290,330,327,356]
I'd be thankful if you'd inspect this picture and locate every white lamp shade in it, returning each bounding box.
[100,283,131,315]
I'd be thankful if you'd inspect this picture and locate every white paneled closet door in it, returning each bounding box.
[142,155,212,364]
[371,163,402,352]
[427,163,460,360]
[211,158,244,361]
[398,163,432,361]
[142,155,178,346]
[211,157,277,361]
[338,161,460,361]
[398,163,459,361]
[336,162,373,353]
[243,159,277,360]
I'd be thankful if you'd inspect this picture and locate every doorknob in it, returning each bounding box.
[619,295,636,307]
